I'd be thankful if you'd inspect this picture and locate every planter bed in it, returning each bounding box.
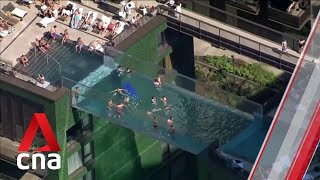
[195,55,288,110]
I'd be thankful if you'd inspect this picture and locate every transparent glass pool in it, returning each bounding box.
[65,63,257,154]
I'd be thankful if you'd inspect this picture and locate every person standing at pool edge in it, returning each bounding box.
[73,87,80,104]
[51,25,57,42]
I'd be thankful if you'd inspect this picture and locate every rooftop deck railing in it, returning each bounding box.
[158,5,298,73]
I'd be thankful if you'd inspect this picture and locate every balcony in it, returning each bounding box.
[268,0,312,29]
[226,0,260,15]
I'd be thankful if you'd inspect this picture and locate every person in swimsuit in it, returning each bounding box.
[75,37,84,53]
[117,65,124,77]
[81,13,94,30]
[167,116,173,128]
[153,117,159,129]
[35,38,47,53]
[61,29,69,44]
[124,96,130,104]
[37,74,45,84]
[19,55,29,66]
[126,67,132,77]
[40,38,53,51]
[151,96,157,105]
[116,103,125,117]
[110,88,127,96]
[160,96,167,106]
[147,111,153,116]
[153,79,161,88]
[73,87,80,104]
[50,25,57,42]
[107,99,113,111]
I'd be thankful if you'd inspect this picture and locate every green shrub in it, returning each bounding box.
[204,55,277,87]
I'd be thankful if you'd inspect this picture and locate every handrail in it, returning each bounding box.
[0,58,61,92]
[158,5,298,59]
[158,5,298,73]
[46,53,61,73]
[33,45,61,73]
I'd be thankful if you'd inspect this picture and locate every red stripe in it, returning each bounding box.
[249,19,320,179]
[286,102,320,180]
[285,101,320,179]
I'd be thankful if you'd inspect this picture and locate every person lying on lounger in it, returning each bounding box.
[39,38,54,51]
[35,38,47,53]
[81,13,94,30]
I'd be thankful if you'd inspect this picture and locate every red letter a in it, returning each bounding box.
[18,113,60,152]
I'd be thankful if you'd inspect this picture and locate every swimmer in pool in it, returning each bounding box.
[124,96,130,104]
[167,116,174,128]
[168,126,175,140]
[147,111,153,116]
[165,105,172,114]
[117,65,124,77]
[115,103,126,117]
[156,75,162,84]
[160,96,167,106]
[110,88,127,96]
[153,79,161,88]
[151,96,157,105]
[153,117,159,129]
[126,67,132,77]
[107,99,113,110]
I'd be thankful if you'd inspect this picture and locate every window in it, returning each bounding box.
[82,142,93,163]
[82,114,93,132]
[68,151,83,175]
[158,31,166,47]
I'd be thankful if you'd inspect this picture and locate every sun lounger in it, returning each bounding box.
[101,15,111,27]
[81,11,98,30]
[70,8,83,29]
[0,10,20,25]
[39,16,56,27]
[0,30,9,37]
[86,11,98,25]
[67,1,77,14]
[2,2,27,19]
[114,21,125,35]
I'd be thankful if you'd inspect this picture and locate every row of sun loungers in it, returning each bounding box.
[0,2,28,38]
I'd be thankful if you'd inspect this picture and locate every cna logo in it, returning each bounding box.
[17,113,61,170]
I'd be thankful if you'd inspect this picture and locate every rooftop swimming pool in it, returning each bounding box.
[65,59,257,154]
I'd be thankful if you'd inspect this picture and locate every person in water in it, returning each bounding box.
[160,96,167,106]
[115,103,126,117]
[110,88,127,96]
[151,96,157,105]
[126,67,132,77]
[117,65,124,77]
[107,99,113,110]
[124,96,130,104]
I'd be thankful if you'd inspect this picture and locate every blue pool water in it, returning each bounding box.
[69,65,255,154]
